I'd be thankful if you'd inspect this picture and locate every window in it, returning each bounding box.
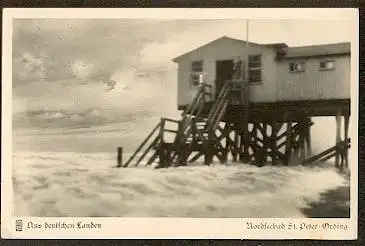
[191,60,203,86]
[289,62,305,73]
[319,60,335,71]
[249,55,261,68]
[248,55,261,83]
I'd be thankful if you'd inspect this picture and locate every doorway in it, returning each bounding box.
[215,59,234,99]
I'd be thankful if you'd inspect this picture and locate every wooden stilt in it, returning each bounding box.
[305,118,312,157]
[191,118,196,146]
[239,129,244,162]
[223,123,230,163]
[285,114,292,166]
[292,136,299,158]
[158,146,165,168]
[254,122,263,165]
[232,125,239,162]
[335,108,342,168]
[204,129,214,165]
[299,125,306,159]
[344,113,350,169]
[271,123,278,166]
[262,122,268,164]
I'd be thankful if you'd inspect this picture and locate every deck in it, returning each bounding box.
[178,98,351,122]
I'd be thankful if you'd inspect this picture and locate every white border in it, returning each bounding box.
[1,8,359,239]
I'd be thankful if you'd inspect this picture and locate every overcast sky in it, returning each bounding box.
[12,18,354,127]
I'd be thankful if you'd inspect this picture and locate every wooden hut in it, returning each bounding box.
[121,36,351,170]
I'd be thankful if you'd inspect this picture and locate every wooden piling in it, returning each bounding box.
[117,147,123,168]
[232,128,239,162]
[271,122,278,166]
[299,126,306,159]
[305,118,312,157]
[335,108,342,168]
[192,118,196,145]
[284,114,292,165]
[344,112,350,169]
[222,123,229,163]
[204,129,214,165]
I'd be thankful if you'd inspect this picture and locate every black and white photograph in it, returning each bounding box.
[2,8,358,239]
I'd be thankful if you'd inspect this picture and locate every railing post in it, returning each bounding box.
[158,117,170,168]
[192,118,196,145]
[178,120,183,137]
[117,147,123,168]
[160,117,165,143]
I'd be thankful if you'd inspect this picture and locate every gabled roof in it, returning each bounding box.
[172,36,287,62]
[285,42,351,58]
[172,36,350,62]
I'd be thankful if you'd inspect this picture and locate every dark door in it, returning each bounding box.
[215,59,234,98]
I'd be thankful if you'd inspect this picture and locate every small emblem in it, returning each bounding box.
[15,220,23,232]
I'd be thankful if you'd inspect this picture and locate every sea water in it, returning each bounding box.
[11,117,349,217]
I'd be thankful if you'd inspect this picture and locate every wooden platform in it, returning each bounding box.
[178,99,351,121]
[120,81,351,171]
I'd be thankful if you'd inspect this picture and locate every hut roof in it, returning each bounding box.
[285,42,351,58]
[172,36,350,62]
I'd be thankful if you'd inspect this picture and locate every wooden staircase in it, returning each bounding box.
[122,81,248,168]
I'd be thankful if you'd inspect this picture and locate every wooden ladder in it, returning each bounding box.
[122,83,212,168]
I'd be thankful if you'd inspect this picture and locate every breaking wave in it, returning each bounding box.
[12,151,347,217]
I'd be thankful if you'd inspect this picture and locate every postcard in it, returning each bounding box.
[1,8,358,239]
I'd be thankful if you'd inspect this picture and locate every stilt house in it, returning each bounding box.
[121,36,351,170]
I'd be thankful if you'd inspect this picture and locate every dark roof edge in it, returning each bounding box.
[172,36,351,62]
[287,41,350,49]
[281,52,351,60]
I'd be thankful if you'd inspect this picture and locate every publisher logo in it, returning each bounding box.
[16,220,23,232]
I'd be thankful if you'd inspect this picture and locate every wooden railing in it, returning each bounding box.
[176,83,212,144]
[123,121,161,167]
[206,81,232,132]
[121,82,240,168]
[122,117,180,167]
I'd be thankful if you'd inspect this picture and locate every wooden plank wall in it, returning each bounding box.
[276,55,351,101]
